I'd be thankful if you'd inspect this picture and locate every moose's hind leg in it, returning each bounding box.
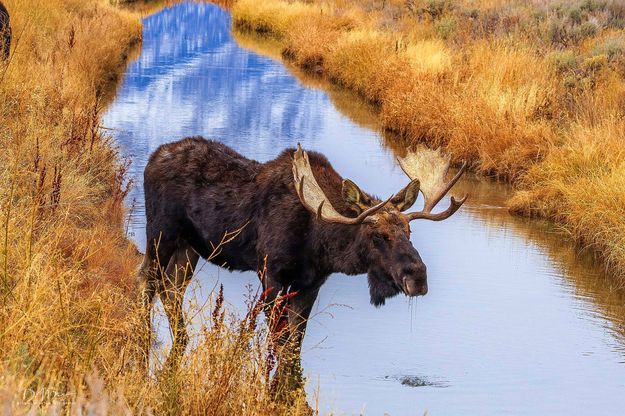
[137,261,157,370]
[160,243,200,369]
[136,234,177,370]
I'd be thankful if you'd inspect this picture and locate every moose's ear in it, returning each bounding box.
[392,179,420,212]
[342,179,372,213]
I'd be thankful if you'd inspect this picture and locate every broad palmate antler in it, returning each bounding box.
[397,145,467,221]
[292,144,467,224]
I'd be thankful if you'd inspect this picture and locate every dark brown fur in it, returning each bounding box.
[138,137,427,386]
[0,1,10,61]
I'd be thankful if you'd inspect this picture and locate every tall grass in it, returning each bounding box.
[0,0,142,410]
[0,0,309,413]
[230,0,625,282]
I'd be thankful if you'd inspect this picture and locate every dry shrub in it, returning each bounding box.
[380,75,455,147]
[283,13,355,72]
[381,41,556,178]
[325,29,395,101]
[451,42,557,177]
[403,38,453,76]
[232,0,315,37]
[168,288,312,415]
[510,119,625,276]
[0,0,145,410]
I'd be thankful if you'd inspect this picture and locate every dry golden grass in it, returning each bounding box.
[233,0,317,37]
[510,119,625,275]
[230,0,625,282]
[0,0,144,410]
[0,0,309,413]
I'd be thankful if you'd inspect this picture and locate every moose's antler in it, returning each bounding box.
[292,144,392,225]
[397,145,468,221]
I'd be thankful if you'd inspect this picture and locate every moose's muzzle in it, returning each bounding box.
[404,277,428,296]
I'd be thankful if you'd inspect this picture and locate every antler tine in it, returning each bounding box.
[406,194,467,221]
[397,145,468,222]
[426,161,467,211]
[293,144,390,225]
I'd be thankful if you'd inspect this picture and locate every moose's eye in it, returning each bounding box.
[372,233,389,246]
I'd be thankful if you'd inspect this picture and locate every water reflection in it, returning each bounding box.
[104,2,625,415]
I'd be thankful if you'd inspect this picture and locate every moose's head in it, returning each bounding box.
[293,144,467,306]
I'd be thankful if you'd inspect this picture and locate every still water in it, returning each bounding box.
[103,3,625,414]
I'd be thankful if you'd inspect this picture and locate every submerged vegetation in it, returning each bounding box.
[230,0,625,282]
[0,0,307,413]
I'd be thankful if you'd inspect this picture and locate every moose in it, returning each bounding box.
[137,137,467,391]
[0,1,10,61]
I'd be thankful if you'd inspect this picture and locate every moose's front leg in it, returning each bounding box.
[269,286,320,402]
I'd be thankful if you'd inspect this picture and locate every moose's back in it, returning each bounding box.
[143,137,263,269]
[141,137,348,276]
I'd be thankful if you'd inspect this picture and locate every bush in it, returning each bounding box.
[580,21,598,37]
[464,8,479,20]
[435,16,456,39]
[423,0,453,20]
[583,53,608,71]
[563,74,581,89]
[549,50,579,73]
[569,7,583,25]
[480,9,501,35]
[607,1,625,28]
[592,35,625,61]
[548,19,569,45]
[580,0,607,13]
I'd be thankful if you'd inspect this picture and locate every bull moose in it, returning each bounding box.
[138,137,467,391]
[0,1,10,61]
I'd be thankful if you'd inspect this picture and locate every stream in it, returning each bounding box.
[103,2,625,414]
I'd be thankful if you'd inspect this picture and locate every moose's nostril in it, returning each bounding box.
[404,278,428,296]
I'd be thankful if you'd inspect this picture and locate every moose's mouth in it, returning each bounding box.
[403,277,428,296]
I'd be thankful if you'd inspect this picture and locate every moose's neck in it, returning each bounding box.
[314,222,367,276]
